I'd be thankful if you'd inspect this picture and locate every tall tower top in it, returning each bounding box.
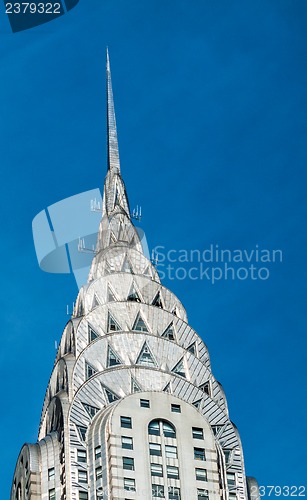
[106,48,120,173]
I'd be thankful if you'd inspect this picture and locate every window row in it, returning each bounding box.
[152,485,181,498]
[121,415,204,439]
[149,465,214,483]
[85,343,190,379]
[89,312,195,347]
[149,443,177,458]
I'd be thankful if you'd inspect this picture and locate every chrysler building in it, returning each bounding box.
[11,51,259,500]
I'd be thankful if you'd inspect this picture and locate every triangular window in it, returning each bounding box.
[192,399,202,409]
[132,313,149,332]
[110,232,117,243]
[88,325,99,343]
[77,426,87,442]
[107,286,116,303]
[107,312,122,332]
[161,323,175,341]
[114,187,121,207]
[102,385,120,403]
[143,266,152,278]
[82,403,100,419]
[92,294,100,309]
[85,361,97,380]
[172,358,186,378]
[131,377,142,393]
[122,257,133,273]
[187,342,197,355]
[172,306,179,317]
[163,382,172,393]
[127,283,141,303]
[152,291,163,308]
[212,425,223,436]
[199,382,211,396]
[136,342,157,367]
[107,345,122,367]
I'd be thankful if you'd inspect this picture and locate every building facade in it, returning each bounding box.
[11,52,259,500]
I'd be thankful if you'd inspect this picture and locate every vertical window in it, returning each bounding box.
[169,487,180,499]
[163,422,176,438]
[199,382,210,396]
[77,426,87,442]
[195,468,207,481]
[96,466,102,479]
[197,489,209,500]
[85,362,96,379]
[148,420,160,435]
[121,436,133,449]
[49,489,55,500]
[224,449,232,464]
[120,416,132,428]
[150,463,163,477]
[149,443,162,456]
[79,493,88,500]
[171,404,181,413]
[77,449,87,463]
[167,465,179,479]
[78,470,87,483]
[124,478,136,491]
[123,457,134,470]
[140,398,150,408]
[227,473,236,486]
[165,445,177,459]
[107,346,122,367]
[95,446,101,460]
[133,315,149,332]
[194,448,206,461]
[48,468,55,480]
[192,427,204,439]
[152,484,165,497]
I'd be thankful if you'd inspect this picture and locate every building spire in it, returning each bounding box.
[102,49,130,218]
[106,48,120,173]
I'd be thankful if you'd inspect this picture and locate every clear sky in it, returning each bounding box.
[0,0,306,497]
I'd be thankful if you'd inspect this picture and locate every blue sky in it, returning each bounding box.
[0,0,306,497]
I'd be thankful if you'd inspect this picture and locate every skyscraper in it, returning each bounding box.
[11,52,259,500]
